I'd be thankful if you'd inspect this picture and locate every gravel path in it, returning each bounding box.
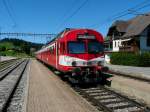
[27,60,99,112]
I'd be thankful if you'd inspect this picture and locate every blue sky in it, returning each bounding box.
[0,0,150,43]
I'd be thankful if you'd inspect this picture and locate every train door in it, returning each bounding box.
[56,41,58,69]
[56,41,63,69]
[57,41,65,70]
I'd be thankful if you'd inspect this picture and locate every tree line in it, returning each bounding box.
[0,38,43,55]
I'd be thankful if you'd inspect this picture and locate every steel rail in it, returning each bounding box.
[0,59,29,112]
[0,59,25,81]
[0,58,18,66]
[0,59,20,72]
[74,86,150,112]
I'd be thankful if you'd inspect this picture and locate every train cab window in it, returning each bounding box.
[60,42,65,54]
[68,42,86,54]
[88,41,104,53]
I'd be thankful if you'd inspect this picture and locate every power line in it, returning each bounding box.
[57,0,89,31]
[89,0,150,29]
[2,0,17,26]
[109,3,150,21]
[0,32,56,37]
[108,0,150,20]
[6,0,15,15]
[55,0,77,27]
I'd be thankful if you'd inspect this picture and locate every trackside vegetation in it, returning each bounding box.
[111,52,150,67]
[0,38,43,57]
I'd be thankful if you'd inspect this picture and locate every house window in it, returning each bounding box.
[114,41,116,47]
[116,41,118,47]
[115,41,117,47]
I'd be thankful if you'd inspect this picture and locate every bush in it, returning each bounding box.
[0,46,6,51]
[139,52,150,67]
[110,52,150,67]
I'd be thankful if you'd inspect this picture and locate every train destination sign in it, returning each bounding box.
[77,35,95,39]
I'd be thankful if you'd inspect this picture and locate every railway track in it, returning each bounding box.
[74,86,150,112]
[48,63,150,112]
[0,59,29,112]
[0,59,24,80]
[0,59,19,70]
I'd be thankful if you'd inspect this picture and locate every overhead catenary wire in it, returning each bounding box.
[55,0,77,29]
[108,0,150,20]
[57,0,89,31]
[89,0,150,29]
[2,0,17,27]
[110,3,150,21]
[7,0,18,28]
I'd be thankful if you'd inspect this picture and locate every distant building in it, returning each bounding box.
[106,12,150,53]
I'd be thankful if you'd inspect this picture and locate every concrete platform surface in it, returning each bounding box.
[27,60,99,112]
[105,63,150,80]
[111,75,150,106]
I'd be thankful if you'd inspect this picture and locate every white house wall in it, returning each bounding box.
[113,39,122,52]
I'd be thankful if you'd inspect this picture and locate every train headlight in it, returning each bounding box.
[72,61,77,66]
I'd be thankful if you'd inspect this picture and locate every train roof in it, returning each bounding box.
[48,28,74,43]
[48,28,102,43]
[35,28,74,54]
[36,28,103,54]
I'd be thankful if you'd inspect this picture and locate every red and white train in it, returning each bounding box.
[36,28,112,85]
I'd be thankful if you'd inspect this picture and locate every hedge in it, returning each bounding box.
[110,52,150,67]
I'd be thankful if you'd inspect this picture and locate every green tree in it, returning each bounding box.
[1,46,6,51]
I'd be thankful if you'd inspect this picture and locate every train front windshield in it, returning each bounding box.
[88,41,104,53]
[68,42,86,54]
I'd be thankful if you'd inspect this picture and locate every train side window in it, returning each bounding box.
[53,46,55,54]
[49,47,51,54]
[49,47,54,54]
[52,46,54,54]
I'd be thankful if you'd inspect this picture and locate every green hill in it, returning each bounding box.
[0,38,43,57]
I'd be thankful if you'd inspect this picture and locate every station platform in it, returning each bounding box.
[27,60,99,112]
[105,63,150,81]
[105,63,150,106]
